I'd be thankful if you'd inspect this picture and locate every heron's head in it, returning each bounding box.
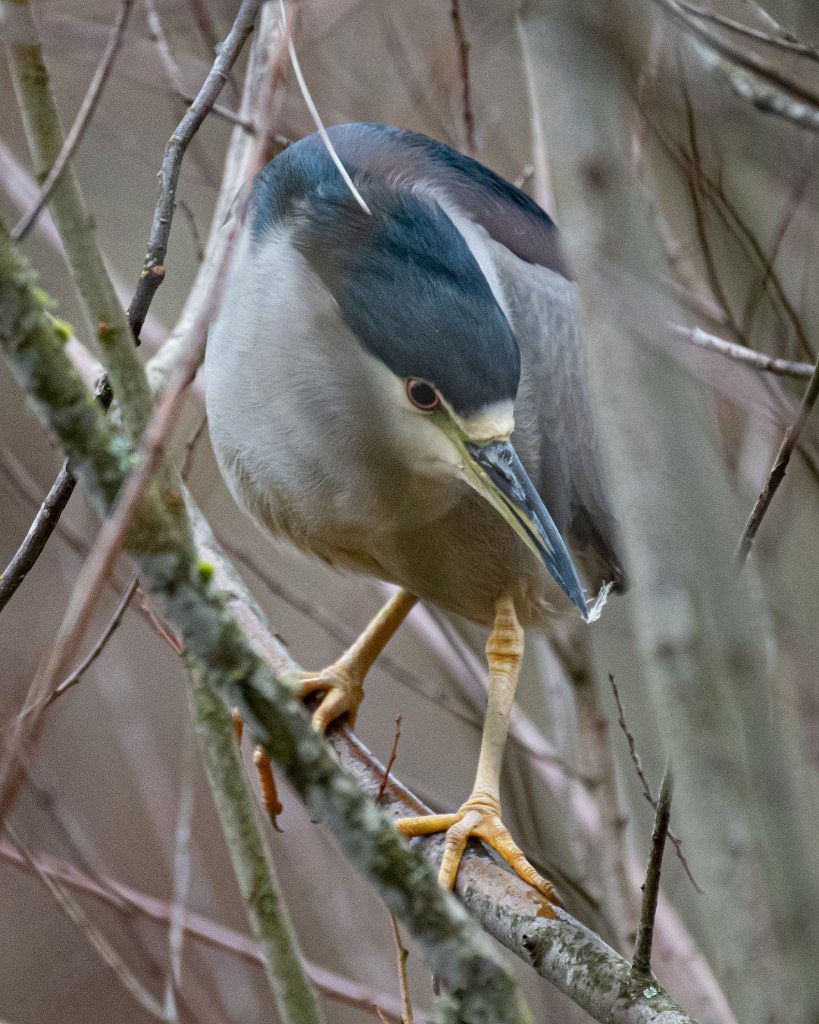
[254,138,589,617]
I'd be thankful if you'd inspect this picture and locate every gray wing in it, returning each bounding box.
[488,250,626,592]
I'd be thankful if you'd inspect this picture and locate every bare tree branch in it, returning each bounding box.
[127,0,262,339]
[47,577,138,704]
[632,769,673,979]
[670,323,814,378]
[187,660,325,1024]
[609,675,700,893]
[651,0,819,111]
[673,0,819,62]
[737,357,819,564]
[0,462,76,613]
[450,1,475,156]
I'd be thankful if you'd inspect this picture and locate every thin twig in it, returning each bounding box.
[674,0,819,62]
[180,414,209,481]
[12,0,136,241]
[143,0,190,101]
[388,914,414,1024]
[138,587,184,653]
[0,462,76,613]
[177,199,206,264]
[47,577,138,704]
[679,66,743,343]
[737,357,819,564]
[128,0,261,338]
[653,0,819,111]
[704,49,819,135]
[670,324,814,378]
[609,676,702,893]
[641,97,815,356]
[186,0,239,99]
[548,623,637,953]
[143,0,286,148]
[5,823,172,1022]
[632,768,673,979]
[741,161,811,338]
[0,372,112,619]
[377,715,403,803]
[450,0,475,156]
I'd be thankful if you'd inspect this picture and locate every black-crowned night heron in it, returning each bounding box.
[205,123,624,901]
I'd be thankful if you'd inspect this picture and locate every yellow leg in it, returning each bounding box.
[396,595,558,904]
[232,708,283,829]
[300,589,417,732]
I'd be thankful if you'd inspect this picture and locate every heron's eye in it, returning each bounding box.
[406,379,440,411]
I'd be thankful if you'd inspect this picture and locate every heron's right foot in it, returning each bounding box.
[297,589,417,733]
[298,661,365,733]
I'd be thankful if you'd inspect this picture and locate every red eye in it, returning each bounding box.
[406,379,440,411]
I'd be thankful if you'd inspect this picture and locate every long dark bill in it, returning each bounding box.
[465,439,588,618]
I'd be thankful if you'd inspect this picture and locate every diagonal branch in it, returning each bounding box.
[670,324,814,379]
[673,0,819,62]
[0,461,76,613]
[127,0,261,339]
[0,220,525,1024]
[632,768,673,979]
[187,659,324,1024]
[737,357,819,564]
[651,0,819,110]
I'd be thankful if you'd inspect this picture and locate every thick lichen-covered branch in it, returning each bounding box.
[0,223,523,1024]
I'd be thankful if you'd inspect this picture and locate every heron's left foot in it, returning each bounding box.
[299,661,365,732]
[395,789,559,904]
[297,589,417,733]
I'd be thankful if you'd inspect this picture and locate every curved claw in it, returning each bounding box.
[395,795,559,906]
[298,666,364,732]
